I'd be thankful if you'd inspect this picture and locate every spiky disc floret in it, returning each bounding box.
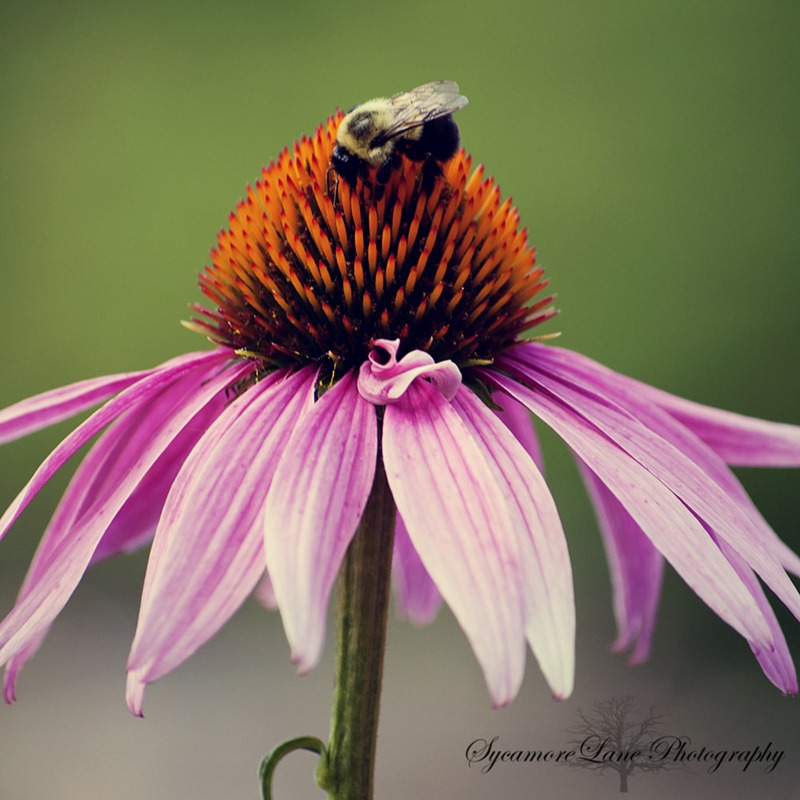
[190,114,556,373]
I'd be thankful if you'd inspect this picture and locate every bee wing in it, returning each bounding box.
[388,80,463,104]
[376,81,468,143]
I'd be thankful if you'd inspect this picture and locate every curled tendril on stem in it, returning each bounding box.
[259,736,328,799]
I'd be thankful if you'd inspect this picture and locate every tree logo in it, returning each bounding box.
[564,695,682,792]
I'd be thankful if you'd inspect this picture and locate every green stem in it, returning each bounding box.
[260,737,326,800]
[318,456,396,799]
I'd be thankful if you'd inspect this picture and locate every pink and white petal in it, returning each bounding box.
[626,396,800,577]
[126,367,316,713]
[517,343,800,577]
[383,379,526,707]
[4,389,225,701]
[392,513,441,626]
[713,535,797,694]
[517,343,800,466]
[578,461,663,663]
[264,369,377,674]
[2,404,214,702]
[494,391,544,473]
[0,349,231,546]
[611,378,800,578]
[0,370,153,445]
[5,353,235,699]
[358,342,462,403]
[2,644,34,703]
[91,390,230,564]
[0,355,249,671]
[488,370,775,651]
[11,359,232,601]
[507,350,800,629]
[629,380,800,467]
[254,572,278,611]
[0,350,221,446]
[453,386,575,699]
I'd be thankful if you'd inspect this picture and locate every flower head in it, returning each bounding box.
[1,105,800,716]
[189,114,555,373]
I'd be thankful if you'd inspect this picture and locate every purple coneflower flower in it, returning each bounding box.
[1,114,799,717]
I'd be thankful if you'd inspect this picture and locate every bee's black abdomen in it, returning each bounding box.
[400,115,460,164]
[423,115,460,161]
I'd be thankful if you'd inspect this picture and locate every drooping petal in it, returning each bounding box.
[0,351,219,446]
[494,391,544,473]
[578,461,664,663]
[0,371,153,445]
[453,386,575,699]
[487,368,775,650]
[506,347,800,626]
[91,390,229,564]
[713,535,797,694]
[264,369,377,673]
[1,648,29,704]
[2,378,229,701]
[635,381,800,466]
[126,367,316,713]
[7,357,231,577]
[254,572,278,611]
[0,353,248,672]
[382,379,526,707]
[392,513,441,626]
[520,343,800,466]
[517,343,800,578]
[0,349,231,546]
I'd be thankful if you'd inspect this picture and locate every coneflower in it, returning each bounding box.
[1,102,798,800]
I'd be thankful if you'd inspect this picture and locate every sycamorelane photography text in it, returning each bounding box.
[466,735,785,775]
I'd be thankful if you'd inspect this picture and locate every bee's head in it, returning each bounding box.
[341,109,377,146]
[330,143,359,186]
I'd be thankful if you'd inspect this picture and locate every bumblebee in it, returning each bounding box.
[330,80,468,189]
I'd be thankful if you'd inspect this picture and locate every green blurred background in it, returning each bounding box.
[1,1,799,798]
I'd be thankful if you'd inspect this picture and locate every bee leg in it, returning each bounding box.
[375,152,401,186]
[326,165,340,206]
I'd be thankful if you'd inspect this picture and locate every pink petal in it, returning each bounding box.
[254,572,278,611]
[0,350,231,546]
[636,385,800,467]
[524,343,800,466]
[264,369,377,673]
[126,367,316,713]
[0,371,153,445]
[453,387,575,699]
[520,344,800,578]
[0,351,218,446]
[2,379,229,701]
[91,390,228,564]
[382,379,526,707]
[578,461,664,663]
[11,359,230,575]
[0,353,248,674]
[494,391,544,473]
[358,339,462,403]
[392,513,441,626]
[713,535,797,694]
[487,368,774,650]
[1,654,27,703]
[507,347,800,626]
